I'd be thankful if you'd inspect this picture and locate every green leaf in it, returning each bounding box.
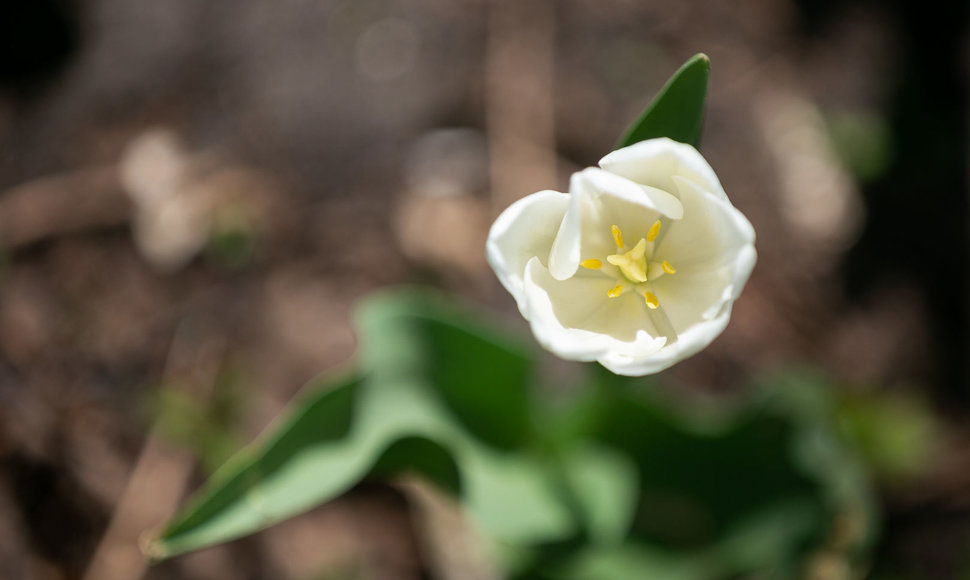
[148,289,585,560]
[615,53,709,149]
[553,500,819,580]
[149,289,874,579]
[712,498,820,575]
[577,373,874,578]
[603,400,821,550]
[147,374,364,559]
[355,288,535,451]
[559,444,638,546]
[557,544,710,580]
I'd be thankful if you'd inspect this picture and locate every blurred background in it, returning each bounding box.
[0,0,967,578]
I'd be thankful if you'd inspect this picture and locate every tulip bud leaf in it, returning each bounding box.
[616,53,709,149]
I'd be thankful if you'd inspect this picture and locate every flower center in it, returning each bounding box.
[579,221,676,310]
[607,238,648,283]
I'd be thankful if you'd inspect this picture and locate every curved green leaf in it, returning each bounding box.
[146,373,364,559]
[615,53,709,149]
[356,288,535,451]
[147,289,586,560]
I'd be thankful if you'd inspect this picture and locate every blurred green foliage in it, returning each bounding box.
[150,289,876,579]
[836,390,938,486]
[205,201,259,271]
[151,364,249,474]
[826,110,893,182]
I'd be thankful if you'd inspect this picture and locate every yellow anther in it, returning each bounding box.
[646,220,662,242]
[611,225,624,249]
[643,292,659,309]
[661,260,676,274]
[607,284,623,298]
[580,258,603,269]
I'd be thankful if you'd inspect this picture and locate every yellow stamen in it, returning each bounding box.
[607,284,623,298]
[661,260,676,274]
[611,225,624,249]
[580,258,603,269]
[644,292,659,309]
[646,220,662,242]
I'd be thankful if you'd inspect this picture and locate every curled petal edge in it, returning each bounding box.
[486,190,570,314]
[599,137,727,201]
[600,308,733,376]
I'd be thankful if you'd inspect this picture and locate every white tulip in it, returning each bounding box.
[487,138,756,375]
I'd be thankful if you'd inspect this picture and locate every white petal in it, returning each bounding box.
[605,309,733,376]
[579,167,684,219]
[486,191,570,313]
[548,172,586,280]
[657,176,755,273]
[650,175,755,336]
[599,138,726,201]
[652,265,735,334]
[548,167,685,282]
[522,258,666,361]
[729,244,757,299]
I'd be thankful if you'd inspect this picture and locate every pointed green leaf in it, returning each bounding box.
[615,53,709,149]
[148,289,580,561]
[146,373,365,559]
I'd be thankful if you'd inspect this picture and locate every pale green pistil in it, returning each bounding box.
[606,238,648,283]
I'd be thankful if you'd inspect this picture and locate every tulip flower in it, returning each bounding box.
[487,138,756,375]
